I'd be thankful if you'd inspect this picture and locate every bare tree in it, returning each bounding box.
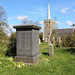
[33,21,41,26]
[0,6,7,26]
[0,6,13,35]
[71,24,75,28]
[22,18,41,26]
[50,17,58,39]
[53,17,58,29]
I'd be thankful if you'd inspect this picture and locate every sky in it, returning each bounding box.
[0,0,75,34]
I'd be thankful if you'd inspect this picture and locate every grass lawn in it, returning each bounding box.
[0,42,75,75]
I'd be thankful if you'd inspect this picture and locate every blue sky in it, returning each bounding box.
[0,0,75,33]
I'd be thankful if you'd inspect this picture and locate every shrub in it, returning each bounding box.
[62,31,75,47]
[39,32,43,42]
[6,32,16,57]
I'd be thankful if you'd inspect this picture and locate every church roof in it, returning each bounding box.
[54,28,74,36]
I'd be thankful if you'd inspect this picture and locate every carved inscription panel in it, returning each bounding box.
[17,30,32,56]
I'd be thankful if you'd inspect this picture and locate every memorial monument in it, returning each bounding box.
[13,24,41,63]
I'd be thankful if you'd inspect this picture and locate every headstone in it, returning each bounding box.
[52,37,55,46]
[39,39,41,45]
[45,37,48,42]
[49,44,54,56]
[58,37,62,48]
[13,24,41,63]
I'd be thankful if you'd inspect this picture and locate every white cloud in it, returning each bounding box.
[73,9,75,12]
[66,21,75,25]
[65,8,69,10]
[30,7,46,17]
[17,16,28,20]
[39,21,44,24]
[8,17,13,20]
[61,7,69,13]
[31,12,40,15]
[61,9,66,13]
[33,21,44,25]
[56,21,60,24]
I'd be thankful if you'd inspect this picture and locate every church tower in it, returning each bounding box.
[43,0,54,42]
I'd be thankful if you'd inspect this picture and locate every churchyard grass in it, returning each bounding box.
[0,42,75,75]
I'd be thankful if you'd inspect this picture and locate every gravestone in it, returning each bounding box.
[13,24,41,63]
[39,39,41,45]
[58,37,62,48]
[49,44,54,56]
[52,37,55,46]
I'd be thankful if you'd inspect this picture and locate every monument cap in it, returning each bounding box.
[13,24,41,30]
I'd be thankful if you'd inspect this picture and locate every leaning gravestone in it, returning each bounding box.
[13,24,41,63]
[49,44,54,56]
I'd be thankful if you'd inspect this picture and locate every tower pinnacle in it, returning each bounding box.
[47,0,51,20]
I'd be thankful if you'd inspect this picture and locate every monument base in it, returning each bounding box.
[15,54,41,63]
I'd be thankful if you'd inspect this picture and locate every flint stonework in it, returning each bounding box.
[13,24,41,63]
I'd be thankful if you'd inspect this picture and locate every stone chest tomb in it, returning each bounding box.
[13,24,41,63]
